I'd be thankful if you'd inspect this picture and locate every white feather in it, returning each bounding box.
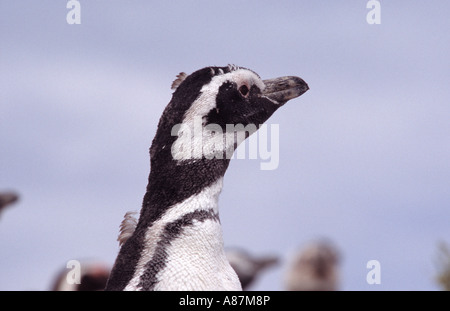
[117,211,138,247]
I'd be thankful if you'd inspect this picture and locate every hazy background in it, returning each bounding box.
[1,1,449,291]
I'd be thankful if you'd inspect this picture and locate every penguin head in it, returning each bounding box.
[150,65,309,163]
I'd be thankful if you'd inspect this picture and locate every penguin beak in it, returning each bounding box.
[262,76,309,105]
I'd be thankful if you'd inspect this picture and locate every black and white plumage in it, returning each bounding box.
[105,65,308,291]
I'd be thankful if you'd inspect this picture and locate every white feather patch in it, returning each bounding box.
[154,219,241,290]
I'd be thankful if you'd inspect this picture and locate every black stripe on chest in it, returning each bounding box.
[105,163,227,291]
[138,208,220,290]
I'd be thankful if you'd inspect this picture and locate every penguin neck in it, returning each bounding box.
[139,155,231,227]
[105,156,239,291]
[128,155,242,290]
[105,150,241,291]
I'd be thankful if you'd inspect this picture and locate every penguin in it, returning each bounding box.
[226,248,279,290]
[285,240,340,291]
[105,65,308,290]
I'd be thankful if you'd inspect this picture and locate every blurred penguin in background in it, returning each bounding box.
[285,240,340,291]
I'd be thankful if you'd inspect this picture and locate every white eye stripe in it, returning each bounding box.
[170,69,265,162]
[183,69,264,123]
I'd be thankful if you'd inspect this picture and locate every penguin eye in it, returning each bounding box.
[238,84,249,97]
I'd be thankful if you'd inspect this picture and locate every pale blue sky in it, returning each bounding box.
[1,1,449,290]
